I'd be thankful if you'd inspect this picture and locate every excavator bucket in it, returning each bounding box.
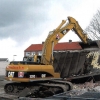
[79,40,100,50]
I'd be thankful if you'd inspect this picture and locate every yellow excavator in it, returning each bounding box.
[4,16,99,98]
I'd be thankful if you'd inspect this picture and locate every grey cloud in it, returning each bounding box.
[0,0,51,43]
[0,0,82,44]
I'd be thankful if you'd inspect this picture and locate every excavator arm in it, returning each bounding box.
[41,16,91,65]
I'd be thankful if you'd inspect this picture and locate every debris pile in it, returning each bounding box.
[65,80,100,97]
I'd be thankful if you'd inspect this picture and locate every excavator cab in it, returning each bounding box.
[23,55,41,63]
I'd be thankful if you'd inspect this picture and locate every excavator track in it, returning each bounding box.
[4,79,73,98]
[4,82,26,95]
[48,79,73,90]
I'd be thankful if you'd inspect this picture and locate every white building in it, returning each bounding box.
[0,58,9,76]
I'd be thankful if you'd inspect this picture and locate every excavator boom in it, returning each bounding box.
[41,17,91,65]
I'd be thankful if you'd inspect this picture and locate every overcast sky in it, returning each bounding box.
[0,0,100,61]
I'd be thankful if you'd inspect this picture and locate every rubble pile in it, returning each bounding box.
[65,80,100,97]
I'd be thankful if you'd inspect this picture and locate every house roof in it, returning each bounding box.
[24,42,82,52]
[25,44,43,52]
[0,58,9,62]
[54,42,82,50]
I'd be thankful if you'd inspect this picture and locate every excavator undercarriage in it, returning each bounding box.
[4,79,73,98]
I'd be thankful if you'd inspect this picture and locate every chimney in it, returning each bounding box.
[69,40,72,43]
[42,42,44,44]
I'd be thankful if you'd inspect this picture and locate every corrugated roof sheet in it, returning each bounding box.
[25,42,82,52]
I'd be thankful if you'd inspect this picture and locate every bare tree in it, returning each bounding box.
[85,10,100,40]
